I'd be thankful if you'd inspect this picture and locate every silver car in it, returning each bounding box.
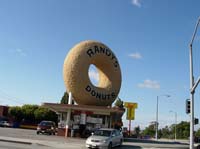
[86,128,123,149]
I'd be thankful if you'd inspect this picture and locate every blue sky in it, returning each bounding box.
[0,0,200,129]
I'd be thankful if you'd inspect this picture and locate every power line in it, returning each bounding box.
[0,89,25,105]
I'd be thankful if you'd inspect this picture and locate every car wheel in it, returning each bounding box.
[36,131,39,135]
[108,142,112,149]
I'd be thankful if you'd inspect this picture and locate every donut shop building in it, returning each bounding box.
[42,40,125,137]
[42,102,125,137]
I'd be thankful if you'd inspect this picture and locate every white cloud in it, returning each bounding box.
[15,48,27,56]
[138,79,160,89]
[131,0,141,7]
[89,69,99,82]
[129,52,142,59]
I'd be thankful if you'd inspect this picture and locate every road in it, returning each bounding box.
[0,127,189,149]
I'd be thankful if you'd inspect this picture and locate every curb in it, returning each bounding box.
[0,138,32,145]
[124,138,189,145]
[0,138,49,147]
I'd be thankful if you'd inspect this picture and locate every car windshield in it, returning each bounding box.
[40,121,53,126]
[93,130,111,137]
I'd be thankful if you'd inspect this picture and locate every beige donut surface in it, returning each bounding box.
[63,40,121,106]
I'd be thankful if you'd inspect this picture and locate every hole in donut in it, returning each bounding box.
[88,64,99,87]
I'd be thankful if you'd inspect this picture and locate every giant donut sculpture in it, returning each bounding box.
[63,40,121,106]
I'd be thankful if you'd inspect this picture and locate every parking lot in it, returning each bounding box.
[0,127,189,149]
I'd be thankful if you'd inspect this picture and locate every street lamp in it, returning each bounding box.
[189,17,200,149]
[169,110,177,141]
[155,94,171,140]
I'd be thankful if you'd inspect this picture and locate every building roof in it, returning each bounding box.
[42,103,125,115]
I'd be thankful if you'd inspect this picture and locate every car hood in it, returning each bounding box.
[88,135,109,141]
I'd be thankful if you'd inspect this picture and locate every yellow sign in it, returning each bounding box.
[124,102,138,120]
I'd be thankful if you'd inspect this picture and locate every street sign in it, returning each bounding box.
[124,102,138,120]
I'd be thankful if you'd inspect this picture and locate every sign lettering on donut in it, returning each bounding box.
[86,46,119,68]
[63,40,122,106]
[85,85,116,100]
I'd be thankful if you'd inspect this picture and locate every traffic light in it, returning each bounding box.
[186,99,191,114]
[195,118,199,125]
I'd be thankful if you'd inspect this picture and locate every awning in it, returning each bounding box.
[42,103,125,115]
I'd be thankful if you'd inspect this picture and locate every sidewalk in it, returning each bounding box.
[0,136,86,149]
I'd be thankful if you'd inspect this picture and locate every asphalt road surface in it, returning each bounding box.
[0,127,189,149]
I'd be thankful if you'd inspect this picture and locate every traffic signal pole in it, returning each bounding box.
[189,17,200,149]
[189,44,194,149]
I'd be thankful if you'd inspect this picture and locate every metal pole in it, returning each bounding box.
[129,120,131,137]
[174,112,177,141]
[155,95,170,140]
[189,44,194,149]
[65,92,72,137]
[189,17,200,149]
[155,96,158,140]
[190,17,200,45]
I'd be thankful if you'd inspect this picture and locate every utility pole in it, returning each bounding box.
[155,95,170,140]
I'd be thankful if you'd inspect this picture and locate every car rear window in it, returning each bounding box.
[40,121,53,126]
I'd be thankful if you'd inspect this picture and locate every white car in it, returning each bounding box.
[86,128,123,149]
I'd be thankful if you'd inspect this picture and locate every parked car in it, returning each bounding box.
[86,128,123,149]
[0,120,12,127]
[36,121,56,135]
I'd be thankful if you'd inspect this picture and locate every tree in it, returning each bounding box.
[141,121,189,139]
[114,97,124,109]
[60,92,69,104]
[21,104,38,121]
[196,128,200,137]
[160,126,171,139]
[8,106,23,121]
[176,121,189,139]
[9,104,58,124]
[34,107,58,123]
[34,107,49,122]
[159,121,189,139]
[134,126,141,137]
[142,124,155,138]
